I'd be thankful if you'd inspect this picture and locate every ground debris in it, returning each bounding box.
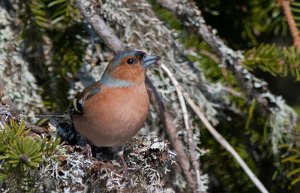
[38,136,175,193]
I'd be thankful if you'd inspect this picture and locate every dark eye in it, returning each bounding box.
[127,58,135,65]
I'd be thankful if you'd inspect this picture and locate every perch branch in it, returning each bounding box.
[161,64,201,192]
[160,64,269,193]
[76,0,197,191]
[278,0,300,48]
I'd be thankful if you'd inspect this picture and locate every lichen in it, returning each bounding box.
[36,133,175,193]
[0,6,44,121]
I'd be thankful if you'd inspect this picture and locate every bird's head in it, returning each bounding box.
[101,50,160,87]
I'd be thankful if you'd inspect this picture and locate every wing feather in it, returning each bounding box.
[69,82,102,116]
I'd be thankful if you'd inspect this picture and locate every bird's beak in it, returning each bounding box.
[142,54,161,68]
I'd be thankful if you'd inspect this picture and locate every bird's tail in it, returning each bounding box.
[37,113,71,121]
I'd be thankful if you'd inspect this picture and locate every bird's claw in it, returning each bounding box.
[82,143,93,159]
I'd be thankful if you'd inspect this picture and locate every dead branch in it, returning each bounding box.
[76,0,198,191]
[160,63,269,193]
[160,64,201,192]
[278,0,300,48]
[184,91,269,193]
[146,77,197,191]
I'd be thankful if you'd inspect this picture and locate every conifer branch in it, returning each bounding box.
[157,0,271,108]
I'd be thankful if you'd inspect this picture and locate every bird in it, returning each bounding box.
[68,50,160,175]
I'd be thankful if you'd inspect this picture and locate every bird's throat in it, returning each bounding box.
[100,74,134,87]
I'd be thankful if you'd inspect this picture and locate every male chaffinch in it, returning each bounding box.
[69,50,160,174]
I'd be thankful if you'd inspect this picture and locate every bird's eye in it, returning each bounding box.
[127,58,135,65]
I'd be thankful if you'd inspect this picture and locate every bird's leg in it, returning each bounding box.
[113,146,129,179]
[83,143,93,159]
[118,150,129,177]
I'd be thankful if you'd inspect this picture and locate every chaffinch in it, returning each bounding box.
[69,50,160,175]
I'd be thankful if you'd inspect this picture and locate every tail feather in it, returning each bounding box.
[37,113,71,121]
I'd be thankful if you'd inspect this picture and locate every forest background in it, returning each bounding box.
[1,0,300,193]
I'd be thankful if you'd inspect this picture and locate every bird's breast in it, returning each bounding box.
[72,83,150,147]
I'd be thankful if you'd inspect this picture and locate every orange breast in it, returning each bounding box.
[72,83,150,147]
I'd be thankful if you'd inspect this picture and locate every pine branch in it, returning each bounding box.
[244,44,300,81]
[157,0,298,154]
[156,0,270,108]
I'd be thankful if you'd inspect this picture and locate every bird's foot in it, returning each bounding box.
[117,150,130,180]
[82,143,93,159]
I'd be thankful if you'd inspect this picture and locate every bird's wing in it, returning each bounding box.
[69,81,102,116]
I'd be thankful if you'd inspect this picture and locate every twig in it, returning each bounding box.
[76,0,197,191]
[278,0,300,48]
[160,64,202,192]
[199,50,220,63]
[220,86,246,100]
[146,77,197,191]
[184,92,269,193]
[160,64,269,193]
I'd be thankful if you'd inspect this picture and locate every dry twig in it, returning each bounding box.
[184,93,269,193]
[278,0,300,48]
[160,64,201,192]
[76,0,123,53]
[160,64,269,193]
[145,77,197,191]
